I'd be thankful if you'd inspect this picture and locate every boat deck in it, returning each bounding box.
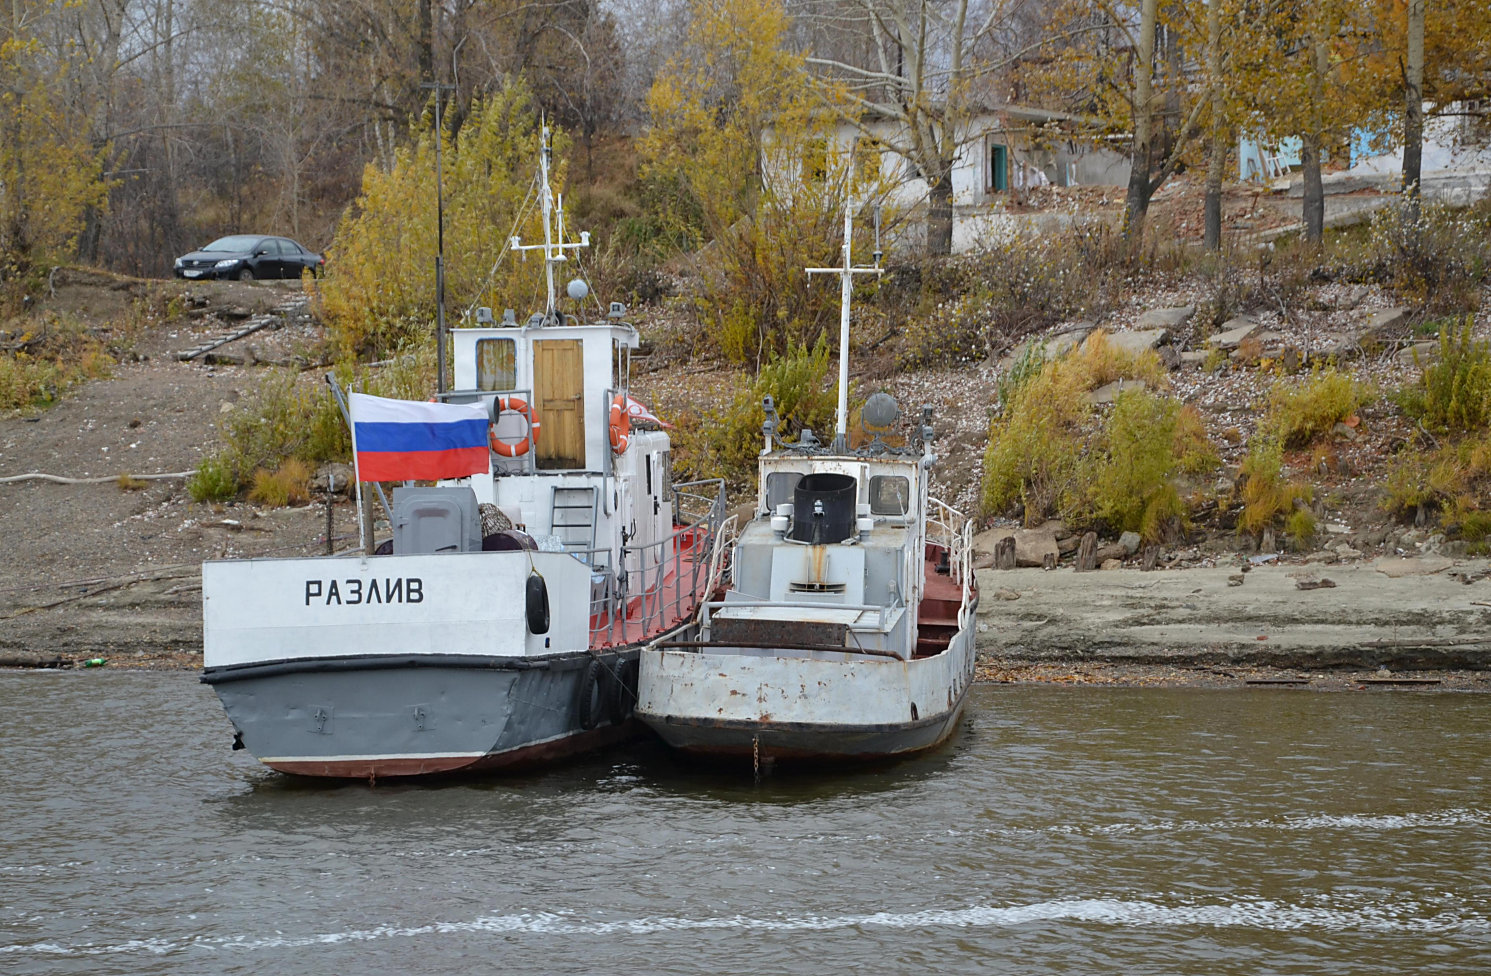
[589,524,714,649]
[915,542,965,658]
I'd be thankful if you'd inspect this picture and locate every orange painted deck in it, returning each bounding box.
[589,524,715,649]
[916,542,968,658]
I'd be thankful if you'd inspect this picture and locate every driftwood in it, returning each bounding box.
[1075,532,1097,572]
[1141,545,1160,571]
[993,536,1016,570]
[0,656,73,669]
[0,470,192,485]
[1042,552,1057,571]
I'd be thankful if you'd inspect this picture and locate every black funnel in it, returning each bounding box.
[789,473,856,544]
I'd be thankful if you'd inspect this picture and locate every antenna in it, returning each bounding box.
[806,187,885,453]
[509,124,590,323]
[421,80,455,393]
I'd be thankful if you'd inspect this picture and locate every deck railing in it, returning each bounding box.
[926,496,975,622]
[584,479,725,646]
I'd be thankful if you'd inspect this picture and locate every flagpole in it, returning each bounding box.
[347,391,368,554]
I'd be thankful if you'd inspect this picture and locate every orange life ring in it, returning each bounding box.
[608,394,631,454]
[490,396,541,457]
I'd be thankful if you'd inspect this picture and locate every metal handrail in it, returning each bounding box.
[581,478,726,646]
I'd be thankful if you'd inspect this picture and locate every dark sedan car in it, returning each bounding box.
[174,235,324,280]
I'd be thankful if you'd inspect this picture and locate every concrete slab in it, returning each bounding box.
[974,562,1491,669]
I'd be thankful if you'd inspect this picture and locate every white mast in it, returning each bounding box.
[510,125,590,321]
[806,193,883,452]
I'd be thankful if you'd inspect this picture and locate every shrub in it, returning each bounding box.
[699,196,861,365]
[1172,404,1221,475]
[1381,430,1491,531]
[1328,196,1491,312]
[1262,367,1367,448]
[1088,390,1187,540]
[248,459,312,507]
[981,356,1090,523]
[187,456,238,503]
[218,370,346,478]
[996,340,1046,407]
[0,312,114,411]
[1082,392,1220,541]
[671,340,841,489]
[1236,435,1312,537]
[898,229,1113,368]
[1071,330,1168,390]
[981,331,1194,528]
[1285,507,1317,550]
[1394,317,1491,434]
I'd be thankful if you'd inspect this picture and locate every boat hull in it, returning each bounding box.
[203,651,639,779]
[636,625,976,765]
[642,692,968,762]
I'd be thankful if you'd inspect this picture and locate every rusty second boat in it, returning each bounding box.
[635,202,977,767]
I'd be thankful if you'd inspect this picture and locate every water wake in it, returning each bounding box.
[6,894,1486,957]
[1023,807,1489,838]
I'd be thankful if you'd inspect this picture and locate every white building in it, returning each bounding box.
[769,105,1131,252]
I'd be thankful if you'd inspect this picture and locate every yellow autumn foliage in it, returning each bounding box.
[0,37,111,276]
[639,0,890,366]
[314,80,558,361]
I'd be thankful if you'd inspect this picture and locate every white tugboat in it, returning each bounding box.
[200,132,725,779]
[635,204,977,766]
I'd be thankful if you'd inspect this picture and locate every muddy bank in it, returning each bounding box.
[974,558,1491,672]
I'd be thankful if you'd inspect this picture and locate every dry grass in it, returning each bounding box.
[248,459,312,507]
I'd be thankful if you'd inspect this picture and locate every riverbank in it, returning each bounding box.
[5,556,1489,691]
[970,558,1491,688]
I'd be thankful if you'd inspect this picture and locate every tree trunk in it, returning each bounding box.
[1302,37,1328,244]
[927,165,954,256]
[1403,0,1425,223]
[1301,131,1324,243]
[1203,0,1224,251]
[1123,0,1160,239]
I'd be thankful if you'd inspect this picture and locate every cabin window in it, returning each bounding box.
[660,450,673,503]
[868,475,911,516]
[764,472,802,512]
[476,338,517,391]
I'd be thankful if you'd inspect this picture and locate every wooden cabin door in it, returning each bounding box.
[533,339,585,469]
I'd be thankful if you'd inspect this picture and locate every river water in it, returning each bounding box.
[2,673,1487,974]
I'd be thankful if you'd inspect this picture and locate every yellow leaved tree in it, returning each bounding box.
[0,33,109,283]
[315,80,558,361]
[639,0,888,367]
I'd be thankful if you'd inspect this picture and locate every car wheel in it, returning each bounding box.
[236,267,254,281]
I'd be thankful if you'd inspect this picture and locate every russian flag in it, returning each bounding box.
[349,393,490,482]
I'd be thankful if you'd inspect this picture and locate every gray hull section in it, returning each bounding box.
[641,687,969,765]
[204,652,636,778]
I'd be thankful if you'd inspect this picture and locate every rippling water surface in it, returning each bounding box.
[2,673,1487,974]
